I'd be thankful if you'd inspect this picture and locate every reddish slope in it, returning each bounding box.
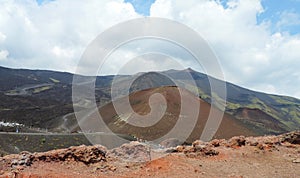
[90,86,256,143]
[233,108,288,134]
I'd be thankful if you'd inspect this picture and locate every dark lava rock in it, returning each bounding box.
[10,151,34,168]
[280,131,300,144]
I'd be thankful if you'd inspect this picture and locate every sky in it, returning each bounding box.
[0,0,300,99]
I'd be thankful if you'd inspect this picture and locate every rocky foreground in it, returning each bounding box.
[0,132,299,178]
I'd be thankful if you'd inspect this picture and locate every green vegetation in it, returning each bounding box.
[49,77,60,83]
[226,102,241,110]
[269,95,300,130]
[281,107,289,113]
[211,92,227,110]
[270,95,300,105]
[0,108,11,111]
[181,82,210,99]
[40,137,46,144]
[222,94,299,131]
[0,133,93,155]
[5,90,18,95]
[248,98,268,110]
[33,86,52,93]
[197,88,210,99]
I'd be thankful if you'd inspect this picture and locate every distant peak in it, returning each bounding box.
[184,67,196,72]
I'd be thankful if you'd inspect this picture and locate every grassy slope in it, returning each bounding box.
[164,70,300,134]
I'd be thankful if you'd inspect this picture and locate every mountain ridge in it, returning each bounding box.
[1,65,298,99]
[0,65,299,136]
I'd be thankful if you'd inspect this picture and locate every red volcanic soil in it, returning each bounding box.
[0,132,299,177]
[94,86,256,143]
[234,107,287,133]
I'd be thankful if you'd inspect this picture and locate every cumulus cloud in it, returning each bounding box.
[0,31,8,61]
[96,36,205,76]
[115,53,185,75]
[150,0,300,98]
[0,0,139,71]
[0,50,9,61]
[0,32,6,43]
[277,11,300,30]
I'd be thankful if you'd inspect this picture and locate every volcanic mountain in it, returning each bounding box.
[0,65,299,136]
[81,86,256,144]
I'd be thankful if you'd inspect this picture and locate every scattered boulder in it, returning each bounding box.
[227,136,246,148]
[7,144,107,170]
[209,139,226,147]
[245,137,259,146]
[280,131,300,144]
[192,140,207,147]
[193,143,219,156]
[34,145,107,164]
[160,138,182,148]
[175,140,219,156]
[1,131,299,174]
[292,158,300,163]
[175,145,185,152]
[244,135,282,151]
[10,151,33,168]
[108,141,151,162]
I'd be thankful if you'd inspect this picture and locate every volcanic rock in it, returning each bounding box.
[160,138,182,148]
[108,141,151,162]
[227,136,246,147]
[280,131,300,144]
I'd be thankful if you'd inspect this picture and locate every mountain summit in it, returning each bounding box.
[0,66,299,139]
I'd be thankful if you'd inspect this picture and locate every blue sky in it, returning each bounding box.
[36,0,53,5]
[36,0,155,15]
[124,0,155,16]
[129,0,300,35]
[128,0,300,34]
[1,0,300,98]
[35,0,300,34]
[259,0,300,34]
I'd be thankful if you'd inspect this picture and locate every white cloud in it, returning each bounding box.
[0,50,9,61]
[277,11,300,30]
[0,0,299,98]
[52,46,74,58]
[97,38,201,76]
[149,0,300,98]
[0,32,6,43]
[0,0,139,72]
[150,0,173,18]
[116,53,185,75]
